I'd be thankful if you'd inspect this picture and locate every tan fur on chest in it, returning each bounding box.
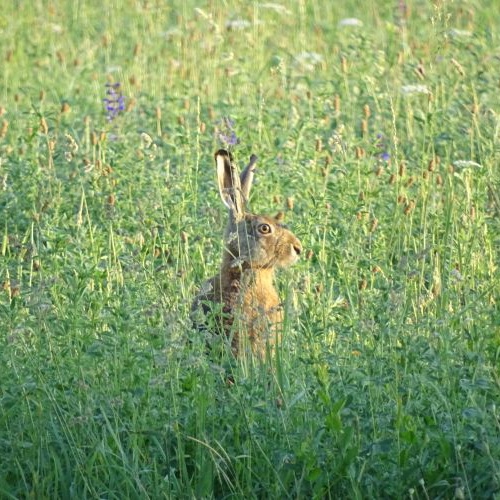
[199,267,282,356]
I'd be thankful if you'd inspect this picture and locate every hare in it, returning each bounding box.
[192,149,302,357]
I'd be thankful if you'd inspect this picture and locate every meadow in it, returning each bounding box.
[1,0,499,498]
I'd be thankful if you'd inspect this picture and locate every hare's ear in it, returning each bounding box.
[215,149,245,222]
[240,154,258,201]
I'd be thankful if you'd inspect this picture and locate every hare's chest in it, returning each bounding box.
[235,278,281,323]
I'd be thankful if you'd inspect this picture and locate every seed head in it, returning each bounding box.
[361,119,368,136]
[334,94,341,113]
[405,176,415,187]
[40,117,48,135]
[355,147,365,159]
[404,200,415,215]
[0,120,8,138]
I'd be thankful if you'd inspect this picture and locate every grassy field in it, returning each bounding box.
[1,0,499,498]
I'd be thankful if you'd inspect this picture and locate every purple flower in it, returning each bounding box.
[215,117,239,147]
[374,133,390,161]
[395,1,408,27]
[103,82,125,122]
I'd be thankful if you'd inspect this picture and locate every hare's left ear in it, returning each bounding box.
[215,150,258,223]
[216,149,245,222]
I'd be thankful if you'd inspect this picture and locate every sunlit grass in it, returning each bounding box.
[1,0,499,498]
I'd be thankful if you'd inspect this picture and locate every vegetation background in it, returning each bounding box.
[1,0,499,498]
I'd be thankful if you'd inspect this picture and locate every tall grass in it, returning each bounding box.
[1,0,499,498]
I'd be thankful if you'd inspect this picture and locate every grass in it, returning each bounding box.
[1,0,499,498]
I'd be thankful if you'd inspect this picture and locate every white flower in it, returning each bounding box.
[226,19,252,30]
[160,28,183,39]
[64,133,79,153]
[295,51,323,64]
[453,160,482,170]
[50,23,63,34]
[294,51,323,71]
[140,132,153,149]
[339,18,363,27]
[401,84,430,95]
[448,29,472,38]
[259,3,291,15]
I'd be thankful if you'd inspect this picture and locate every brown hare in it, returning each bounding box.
[192,149,302,357]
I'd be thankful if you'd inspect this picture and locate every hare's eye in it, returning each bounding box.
[257,223,272,234]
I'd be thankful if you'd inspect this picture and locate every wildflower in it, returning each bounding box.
[259,3,291,15]
[338,18,363,27]
[103,82,125,122]
[375,133,390,161]
[452,160,482,170]
[215,117,239,147]
[394,1,408,26]
[448,29,472,38]
[401,84,430,95]
[328,127,346,154]
[160,27,183,39]
[294,51,323,71]
[65,133,79,153]
[140,132,153,149]
[225,19,252,30]
[50,23,63,34]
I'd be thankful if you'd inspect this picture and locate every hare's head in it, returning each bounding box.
[216,149,302,270]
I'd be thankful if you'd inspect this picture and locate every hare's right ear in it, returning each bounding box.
[215,149,245,222]
[240,153,258,201]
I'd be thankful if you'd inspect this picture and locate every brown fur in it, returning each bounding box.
[192,151,302,357]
